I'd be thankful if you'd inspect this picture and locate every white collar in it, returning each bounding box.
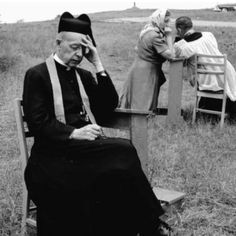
[53,54,71,70]
[184,29,195,37]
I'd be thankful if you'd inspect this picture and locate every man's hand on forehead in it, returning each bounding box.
[81,35,93,48]
[81,35,103,71]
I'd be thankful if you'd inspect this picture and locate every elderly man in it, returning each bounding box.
[174,16,236,116]
[23,12,171,236]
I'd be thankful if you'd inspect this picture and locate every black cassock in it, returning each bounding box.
[23,61,164,236]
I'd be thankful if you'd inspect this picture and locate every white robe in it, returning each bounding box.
[174,32,236,101]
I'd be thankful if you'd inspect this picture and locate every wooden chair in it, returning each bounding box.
[192,53,227,128]
[14,99,36,236]
[14,98,185,235]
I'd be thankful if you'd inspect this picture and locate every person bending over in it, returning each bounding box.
[119,8,174,111]
[174,16,236,117]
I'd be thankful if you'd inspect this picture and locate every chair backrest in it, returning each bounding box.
[14,99,33,169]
[194,53,227,93]
[14,98,36,234]
[192,54,228,128]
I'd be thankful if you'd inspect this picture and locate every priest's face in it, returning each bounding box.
[57,32,86,68]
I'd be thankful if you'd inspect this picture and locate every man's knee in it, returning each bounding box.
[114,138,137,155]
[112,139,141,167]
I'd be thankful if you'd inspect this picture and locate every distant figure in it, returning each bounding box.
[174,16,236,116]
[119,9,174,111]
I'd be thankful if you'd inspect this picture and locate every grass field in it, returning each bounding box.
[1,8,236,235]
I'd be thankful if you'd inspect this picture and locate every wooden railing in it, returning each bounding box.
[104,58,185,174]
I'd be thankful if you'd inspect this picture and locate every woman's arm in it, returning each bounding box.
[161,30,175,59]
[152,31,174,60]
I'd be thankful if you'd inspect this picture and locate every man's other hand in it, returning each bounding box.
[70,124,102,140]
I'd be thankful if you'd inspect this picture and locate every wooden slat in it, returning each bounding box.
[153,187,186,205]
[196,54,226,58]
[197,91,224,99]
[197,62,224,66]
[197,69,224,74]
[115,108,152,115]
[197,89,223,94]
[26,218,37,227]
[29,206,37,211]
[195,108,226,115]
[116,107,168,116]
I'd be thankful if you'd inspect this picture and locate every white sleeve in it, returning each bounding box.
[174,39,196,58]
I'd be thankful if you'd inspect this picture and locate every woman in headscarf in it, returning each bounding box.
[119,9,174,111]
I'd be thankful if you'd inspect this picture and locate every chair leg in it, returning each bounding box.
[220,109,226,129]
[220,97,227,129]
[192,96,199,124]
[192,107,196,124]
[220,109,225,128]
[21,183,29,236]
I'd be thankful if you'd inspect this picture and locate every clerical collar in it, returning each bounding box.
[174,29,201,43]
[184,29,195,37]
[53,54,71,70]
[183,31,202,42]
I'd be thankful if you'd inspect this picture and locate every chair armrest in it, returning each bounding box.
[115,108,152,115]
[103,108,152,130]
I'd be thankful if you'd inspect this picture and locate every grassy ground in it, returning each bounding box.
[1,8,236,235]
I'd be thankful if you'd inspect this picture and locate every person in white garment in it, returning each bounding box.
[174,16,236,117]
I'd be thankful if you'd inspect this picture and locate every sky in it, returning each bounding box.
[1,0,236,23]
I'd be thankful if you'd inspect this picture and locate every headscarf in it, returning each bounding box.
[139,8,168,39]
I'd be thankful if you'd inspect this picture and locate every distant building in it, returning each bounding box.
[214,3,236,11]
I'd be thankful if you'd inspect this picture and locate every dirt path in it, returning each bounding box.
[106,17,236,27]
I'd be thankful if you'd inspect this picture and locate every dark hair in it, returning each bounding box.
[175,16,193,30]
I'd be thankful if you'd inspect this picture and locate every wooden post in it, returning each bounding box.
[130,114,149,175]
[104,108,151,175]
[166,58,184,125]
